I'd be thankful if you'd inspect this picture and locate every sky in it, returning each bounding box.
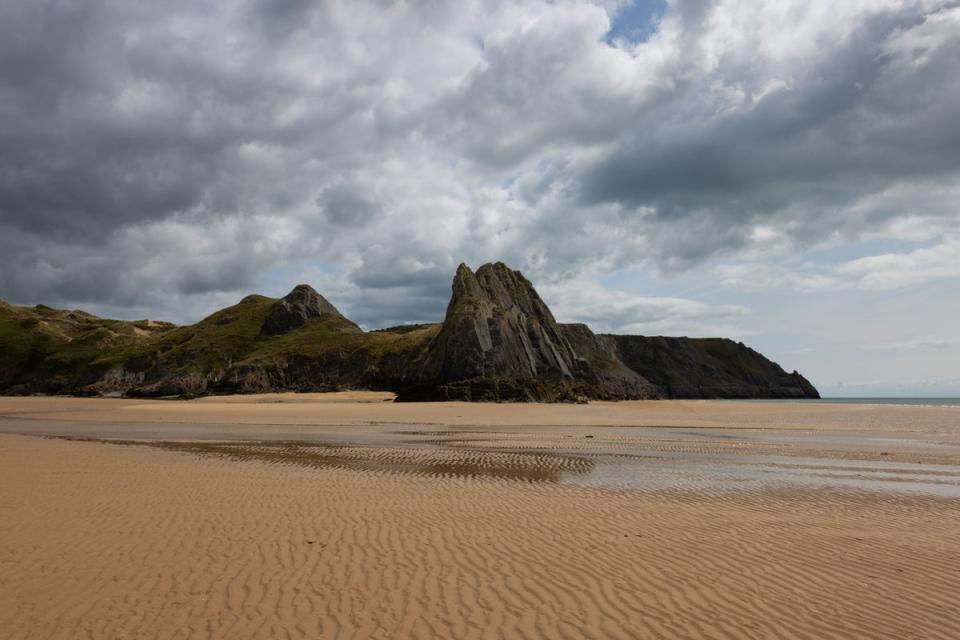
[1,0,959,397]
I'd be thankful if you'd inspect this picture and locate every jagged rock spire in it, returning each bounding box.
[398,262,657,401]
[426,262,579,380]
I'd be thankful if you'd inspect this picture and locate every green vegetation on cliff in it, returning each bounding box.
[0,301,175,392]
[0,285,445,396]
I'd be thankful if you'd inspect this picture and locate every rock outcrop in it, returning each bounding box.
[560,323,661,399]
[260,285,357,336]
[396,263,659,401]
[605,335,820,399]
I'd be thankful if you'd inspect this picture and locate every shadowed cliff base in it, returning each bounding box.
[0,262,818,401]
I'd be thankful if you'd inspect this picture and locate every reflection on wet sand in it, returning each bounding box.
[56,437,596,483]
[4,394,960,496]
[52,423,960,497]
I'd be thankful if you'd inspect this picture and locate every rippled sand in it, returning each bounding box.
[1,395,959,639]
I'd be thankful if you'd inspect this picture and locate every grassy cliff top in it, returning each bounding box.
[0,301,176,380]
[0,295,442,388]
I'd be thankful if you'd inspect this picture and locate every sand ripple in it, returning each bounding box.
[2,434,958,639]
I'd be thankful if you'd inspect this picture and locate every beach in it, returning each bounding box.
[1,395,959,639]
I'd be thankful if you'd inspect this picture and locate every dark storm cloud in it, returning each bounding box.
[0,0,388,240]
[253,0,319,39]
[347,242,456,292]
[452,2,959,270]
[581,8,960,205]
[0,10,235,241]
[0,0,387,311]
[317,183,382,228]
[342,286,452,328]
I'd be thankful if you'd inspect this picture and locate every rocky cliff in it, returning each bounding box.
[605,335,820,399]
[396,263,658,401]
[0,263,819,401]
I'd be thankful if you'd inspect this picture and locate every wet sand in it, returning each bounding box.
[1,395,959,638]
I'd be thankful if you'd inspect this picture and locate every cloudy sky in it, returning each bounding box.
[2,0,959,396]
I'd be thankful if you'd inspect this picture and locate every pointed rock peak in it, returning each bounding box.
[461,262,549,318]
[286,283,318,296]
[280,284,343,316]
[260,284,350,336]
[475,262,531,287]
[425,260,577,383]
[281,283,330,306]
[450,263,486,300]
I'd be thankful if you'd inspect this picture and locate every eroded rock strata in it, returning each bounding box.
[396,263,658,401]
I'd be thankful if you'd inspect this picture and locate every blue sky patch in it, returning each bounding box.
[606,0,668,44]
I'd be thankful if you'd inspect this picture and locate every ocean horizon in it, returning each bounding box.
[752,397,960,407]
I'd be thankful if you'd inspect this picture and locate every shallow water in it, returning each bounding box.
[5,415,960,496]
[560,451,960,497]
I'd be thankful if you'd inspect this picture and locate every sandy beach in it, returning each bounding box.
[1,395,959,639]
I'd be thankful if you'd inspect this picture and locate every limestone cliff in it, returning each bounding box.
[605,335,820,399]
[396,263,659,401]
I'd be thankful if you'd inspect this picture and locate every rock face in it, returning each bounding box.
[605,335,820,399]
[260,285,357,336]
[397,263,659,401]
[560,323,661,399]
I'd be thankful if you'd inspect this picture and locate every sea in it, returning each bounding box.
[754,397,960,407]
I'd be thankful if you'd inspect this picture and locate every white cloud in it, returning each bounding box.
[838,238,960,290]
[715,230,960,294]
[858,337,960,351]
[713,262,844,292]
[539,278,750,337]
